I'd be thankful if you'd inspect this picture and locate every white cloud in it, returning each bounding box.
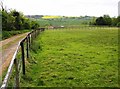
[2,0,120,17]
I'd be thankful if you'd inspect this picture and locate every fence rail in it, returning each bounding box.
[0,28,45,89]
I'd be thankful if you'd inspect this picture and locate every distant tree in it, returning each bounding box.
[112,17,117,26]
[95,17,106,25]
[12,10,23,30]
[2,6,39,30]
[117,22,120,27]
[117,16,120,23]
[23,18,31,29]
[103,15,112,26]
[89,17,96,25]
[111,16,120,27]
[94,15,112,26]
[31,21,39,29]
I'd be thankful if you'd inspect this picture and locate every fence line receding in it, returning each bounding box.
[0,28,45,89]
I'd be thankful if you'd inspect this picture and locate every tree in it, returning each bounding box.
[7,12,15,30]
[112,17,117,26]
[12,10,22,30]
[23,18,31,29]
[1,2,39,31]
[2,10,8,30]
[103,15,112,26]
[31,21,39,29]
[94,15,112,26]
[95,17,106,25]
[117,22,120,27]
[117,16,120,22]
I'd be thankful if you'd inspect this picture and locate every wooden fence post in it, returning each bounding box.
[36,30,38,36]
[28,34,31,48]
[34,30,35,38]
[26,36,29,58]
[20,42,25,75]
[31,32,33,43]
[32,31,34,39]
[35,30,36,38]
[31,31,34,43]
[14,58,19,88]
[39,29,40,34]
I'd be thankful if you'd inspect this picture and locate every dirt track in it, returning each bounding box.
[0,32,29,76]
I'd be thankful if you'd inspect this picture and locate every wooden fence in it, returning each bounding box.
[0,28,45,89]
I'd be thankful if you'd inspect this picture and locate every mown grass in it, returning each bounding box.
[20,27,118,87]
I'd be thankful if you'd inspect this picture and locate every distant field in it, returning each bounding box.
[42,16,61,19]
[20,27,118,87]
[36,16,94,27]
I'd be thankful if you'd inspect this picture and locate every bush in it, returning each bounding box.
[117,22,120,27]
[2,30,29,40]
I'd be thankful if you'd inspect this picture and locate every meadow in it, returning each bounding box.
[20,27,118,87]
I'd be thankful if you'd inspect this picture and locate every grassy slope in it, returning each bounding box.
[37,17,93,27]
[21,27,118,87]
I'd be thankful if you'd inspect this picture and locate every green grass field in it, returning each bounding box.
[20,27,118,87]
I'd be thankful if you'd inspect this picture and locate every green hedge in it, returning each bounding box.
[2,30,30,40]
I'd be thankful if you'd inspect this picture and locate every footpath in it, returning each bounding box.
[0,32,29,76]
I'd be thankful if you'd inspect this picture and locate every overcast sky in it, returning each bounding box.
[2,0,120,17]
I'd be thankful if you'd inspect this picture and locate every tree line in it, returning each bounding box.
[90,15,120,27]
[1,4,39,31]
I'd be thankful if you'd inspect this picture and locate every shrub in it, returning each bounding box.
[117,22,120,27]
